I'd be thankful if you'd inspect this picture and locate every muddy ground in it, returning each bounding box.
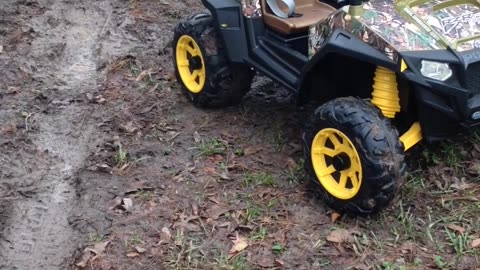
[1,0,480,269]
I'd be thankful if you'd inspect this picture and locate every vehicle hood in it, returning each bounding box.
[356,0,480,52]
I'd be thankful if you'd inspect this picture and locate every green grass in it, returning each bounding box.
[123,233,143,247]
[242,172,275,188]
[272,243,286,255]
[88,233,104,243]
[214,253,249,270]
[245,203,263,223]
[195,138,226,157]
[250,226,267,241]
[285,158,305,185]
[114,146,128,166]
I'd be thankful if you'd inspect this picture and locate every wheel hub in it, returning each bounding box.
[189,55,203,71]
[175,35,206,94]
[310,128,363,200]
[332,153,351,171]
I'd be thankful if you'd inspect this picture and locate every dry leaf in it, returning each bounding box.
[331,212,341,223]
[228,232,249,259]
[251,247,275,268]
[218,171,230,180]
[275,259,285,267]
[244,146,261,156]
[451,181,472,190]
[400,241,416,254]
[89,241,110,254]
[75,251,92,268]
[173,213,201,232]
[468,163,480,175]
[0,45,3,54]
[109,196,123,210]
[120,121,137,133]
[135,69,149,81]
[161,227,172,241]
[95,95,106,104]
[193,131,201,143]
[75,241,110,267]
[447,224,466,234]
[126,252,140,258]
[134,246,146,253]
[326,229,353,244]
[122,198,133,211]
[472,239,480,248]
[206,205,230,220]
[285,157,297,169]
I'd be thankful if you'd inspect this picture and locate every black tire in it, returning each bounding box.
[172,12,254,108]
[303,97,406,215]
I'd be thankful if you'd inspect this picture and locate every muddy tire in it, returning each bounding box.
[173,12,254,108]
[303,97,406,215]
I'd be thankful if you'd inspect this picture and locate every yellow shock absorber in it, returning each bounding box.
[371,67,401,118]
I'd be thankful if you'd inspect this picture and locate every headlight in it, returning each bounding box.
[420,60,453,81]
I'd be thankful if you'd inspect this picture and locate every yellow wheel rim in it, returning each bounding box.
[175,35,206,93]
[311,128,362,200]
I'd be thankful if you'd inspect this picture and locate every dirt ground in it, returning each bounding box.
[1,0,480,269]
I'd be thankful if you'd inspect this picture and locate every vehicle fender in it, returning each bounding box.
[201,0,248,63]
[297,28,398,101]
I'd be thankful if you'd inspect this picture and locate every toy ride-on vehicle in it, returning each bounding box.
[173,0,480,215]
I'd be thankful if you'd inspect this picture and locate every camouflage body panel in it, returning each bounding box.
[405,0,480,52]
[309,0,480,59]
[308,9,403,61]
[241,0,262,18]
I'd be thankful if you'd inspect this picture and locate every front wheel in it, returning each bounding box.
[303,97,406,215]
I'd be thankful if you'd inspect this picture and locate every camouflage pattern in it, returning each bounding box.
[309,0,480,59]
[407,0,480,52]
[241,0,262,18]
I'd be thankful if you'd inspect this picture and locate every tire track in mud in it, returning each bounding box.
[0,1,125,269]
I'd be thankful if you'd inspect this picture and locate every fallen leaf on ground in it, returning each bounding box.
[468,162,480,175]
[0,45,3,53]
[95,95,106,104]
[447,224,466,234]
[275,259,285,267]
[203,167,216,174]
[219,171,230,180]
[193,131,201,143]
[243,146,261,156]
[326,229,354,244]
[331,212,341,223]
[122,198,133,211]
[120,121,137,133]
[250,247,275,268]
[124,181,154,195]
[134,246,146,253]
[161,227,171,241]
[285,157,297,169]
[472,239,480,248]
[206,204,230,220]
[174,213,200,232]
[75,241,110,267]
[135,69,150,82]
[229,232,249,259]
[400,241,416,254]
[126,252,140,258]
[108,196,123,210]
[75,252,91,268]
[208,155,224,163]
[450,179,472,190]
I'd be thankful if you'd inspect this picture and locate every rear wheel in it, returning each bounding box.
[173,12,254,107]
[303,97,406,215]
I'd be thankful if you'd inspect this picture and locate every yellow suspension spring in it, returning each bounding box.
[371,67,400,118]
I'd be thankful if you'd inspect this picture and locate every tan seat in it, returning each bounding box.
[261,0,336,35]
